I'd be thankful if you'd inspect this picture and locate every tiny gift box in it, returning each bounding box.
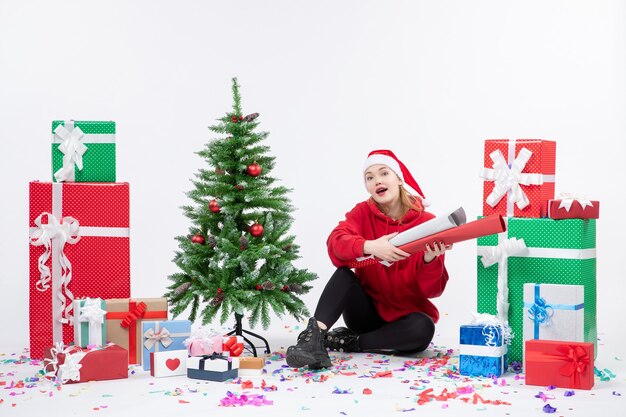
[73,298,107,348]
[222,335,244,357]
[238,356,265,376]
[184,326,223,356]
[51,120,116,183]
[150,349,188,377]
[105,298,168,364]
[44,343,128,384]
[525,339,594,390]
[459,322,508,377]
[547,197,599,220]
[523,283,584,351]
[141,320,191,370]
[187,353,239,382]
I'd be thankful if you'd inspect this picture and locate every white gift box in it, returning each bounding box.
[187,354,239,382]
[523,283,584,348]
[150,349,187,377]
[73,298,107,348]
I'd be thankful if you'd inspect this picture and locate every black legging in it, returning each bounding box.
[314,267,435,352]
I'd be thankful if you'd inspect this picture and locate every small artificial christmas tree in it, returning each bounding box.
[165,78,317,336]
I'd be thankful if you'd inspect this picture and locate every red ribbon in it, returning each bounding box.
[222,336,244,357]
[106,300,167,364]
[526,344,590,388]
[120,302,147,329]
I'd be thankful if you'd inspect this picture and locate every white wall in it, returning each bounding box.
[1,0,624,350]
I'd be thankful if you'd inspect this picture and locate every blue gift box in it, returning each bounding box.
[141,320,191,370]
[459,324,508,377]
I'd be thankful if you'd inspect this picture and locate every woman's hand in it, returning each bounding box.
[423,241,452,264]
[363,232,410,263]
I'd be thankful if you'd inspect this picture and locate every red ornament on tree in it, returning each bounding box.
[191,234,205,245]
[231,116,238,123]
[281,285,289,292]
[255,284,263,291]
[209,199,221,213]
[235,184,244,191]
[250,223,264,237]
[246,162,262,177]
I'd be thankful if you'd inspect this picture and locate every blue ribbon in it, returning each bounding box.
[525,284,584,339]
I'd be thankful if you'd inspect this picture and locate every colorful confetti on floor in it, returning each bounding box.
[1,326,623,416]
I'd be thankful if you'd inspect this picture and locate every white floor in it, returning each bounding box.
[1,318,623,417]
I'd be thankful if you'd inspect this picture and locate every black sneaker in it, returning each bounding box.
[325,327,360,353]
[286,318,332,369]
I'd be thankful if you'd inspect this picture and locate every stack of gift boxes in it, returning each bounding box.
[30,120,262,384]
[459,139,599,390]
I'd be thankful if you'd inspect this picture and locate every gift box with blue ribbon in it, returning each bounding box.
[187,353,239,382]
[477,217,596,363]
[523,283,584,352]
[459,324,508,377]
[141,320,191,371]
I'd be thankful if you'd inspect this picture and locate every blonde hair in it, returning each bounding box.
[373,185,424,222]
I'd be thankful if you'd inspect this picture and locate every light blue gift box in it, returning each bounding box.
[141,320,191,371]
[459,324,508,377]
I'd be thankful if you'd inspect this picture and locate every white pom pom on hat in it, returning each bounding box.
[362,149,429,206]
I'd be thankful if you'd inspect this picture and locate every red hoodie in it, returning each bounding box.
[326,199,449,323]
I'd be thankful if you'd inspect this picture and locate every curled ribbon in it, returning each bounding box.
[143,327,173,350]
[29,212,81,324]
[53,121,88,182]
[557,193,594,212]
[527,295,554,326]
[480,148,544,209]
[43,342,86,384]
[470,312,513,347]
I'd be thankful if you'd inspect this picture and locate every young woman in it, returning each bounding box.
[286,149,451,369]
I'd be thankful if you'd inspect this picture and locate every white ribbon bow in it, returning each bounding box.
[479,237,527,323]
[29,212,81,324]
[480,148,544,209]
[557,193,594,212]
[143,328,173,350]
[54,122,88,182]
[44,342,86,384]
[78,298,107,326]
[479,237,528,268]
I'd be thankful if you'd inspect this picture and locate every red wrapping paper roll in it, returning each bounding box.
[349,214,506,268]
[397,214,506,253]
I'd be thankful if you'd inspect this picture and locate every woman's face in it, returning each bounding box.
[364,164,402,206]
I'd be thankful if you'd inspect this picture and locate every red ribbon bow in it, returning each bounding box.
[222,336,244,357]
[120,301,147,328]
[558,345,590,386]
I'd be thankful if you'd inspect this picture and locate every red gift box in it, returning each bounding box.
[29,182,130,359]
[44,343,128,383]
[525,339,594,390]
[548,198,599,220]
[480,139,556,218]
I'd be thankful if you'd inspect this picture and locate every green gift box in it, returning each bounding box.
[477,217,596,364]
[51,120,116,182]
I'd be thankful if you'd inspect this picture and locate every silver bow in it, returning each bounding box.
[53,121,88,182]
[143,327,173,350]
[557,193,594,212]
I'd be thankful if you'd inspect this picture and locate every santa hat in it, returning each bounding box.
[362,149,429,206]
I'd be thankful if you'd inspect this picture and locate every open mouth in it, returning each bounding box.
[375,187,388,196]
